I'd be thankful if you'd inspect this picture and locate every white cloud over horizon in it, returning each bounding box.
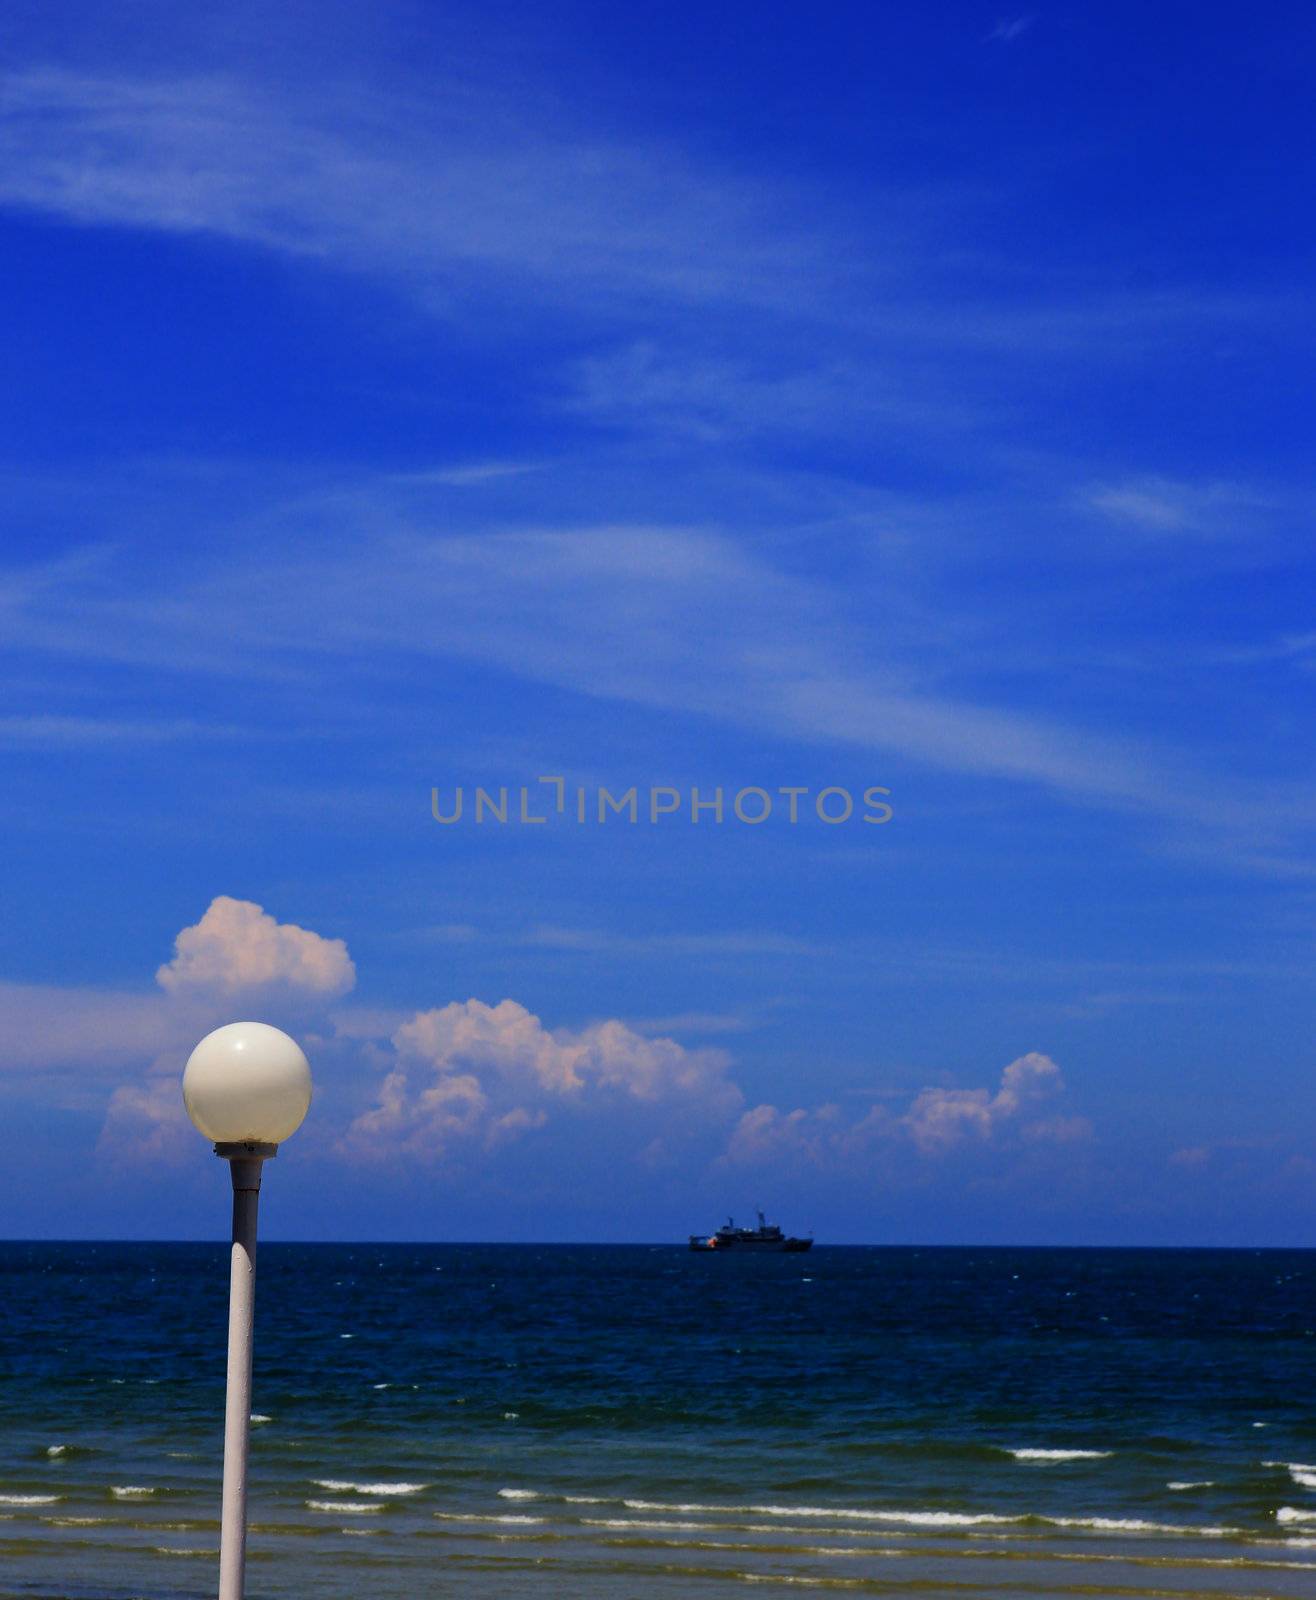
[903,1050,1070,1152]
[0,895,1087,1189]
[340,997,741,1161]
[724,1052,1089,1169]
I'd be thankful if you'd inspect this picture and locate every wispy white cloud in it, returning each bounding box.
[565,343,981,443]
[0,715,248,748]
[0,981,171,1074]
[0,60,1284,416]
[1053,989,1186,1022]
[388,460,546,488]
[628,1009,769,1037]
[0,43,1301,605]
[523,925,815,959]
[0,68,824,316]
[4,517,1311,846]
[413,923,481,945]
[1082,477,1280,538]
[1208,629,1316,667]
[987,16,1035,45]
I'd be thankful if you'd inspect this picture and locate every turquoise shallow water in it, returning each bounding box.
[2,1242,1315,1598]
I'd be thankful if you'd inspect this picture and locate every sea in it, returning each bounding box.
[2,1242,1315,1600]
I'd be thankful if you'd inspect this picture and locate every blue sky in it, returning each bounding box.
[2,1,1313,1244]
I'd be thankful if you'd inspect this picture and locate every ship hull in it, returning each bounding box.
[688,1237,812,1252]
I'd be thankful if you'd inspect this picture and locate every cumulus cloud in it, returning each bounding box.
[342,998,739,1160]
[98,1076,193,1164]
[1,895,352,1090]
[156,895,355,1000]
[722,1101,895,1168]
[90,897,356,1158]
[13,889,1083,1194]
[903,1051,1063,1151]
[725,1053,1083,1166]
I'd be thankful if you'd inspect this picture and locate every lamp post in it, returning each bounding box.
[183,1021,312,1600]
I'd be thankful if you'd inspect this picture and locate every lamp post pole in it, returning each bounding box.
[183,1023,312,1600]
[217,1142,275,1600]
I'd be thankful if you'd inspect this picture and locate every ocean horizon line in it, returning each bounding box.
[3,1236,1314,1252]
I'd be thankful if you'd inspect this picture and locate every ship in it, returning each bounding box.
[688,1209,813,1252]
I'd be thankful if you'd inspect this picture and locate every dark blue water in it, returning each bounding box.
[2,1244,1315,1597]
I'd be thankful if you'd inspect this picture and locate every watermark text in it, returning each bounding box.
[430,778,893,826]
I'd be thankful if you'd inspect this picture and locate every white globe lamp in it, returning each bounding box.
[183,1021,312,1600]
[183,1021,312,1146]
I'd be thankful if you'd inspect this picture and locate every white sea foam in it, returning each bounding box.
[433,1511,545,1525]
[249,1414,272,1424]
[586,1517,721,1533]
[1049,1514,1235,1536]
[111,1486,155,1499]
[1008,1448,1113,1463]
[0,1494,61,1505]
[621,1498,1022,1527]
[306,1499,385,1514]
[483,1487,1248,1545]
[1167,1481,1214,1490]
[1263,1462,1316,1489]
[1278,1507,1316,1524]
[609,1496,1239,1539]
[738,1578,891,1589]
[313,1480,427,1496]
[45,1445,67,1457]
